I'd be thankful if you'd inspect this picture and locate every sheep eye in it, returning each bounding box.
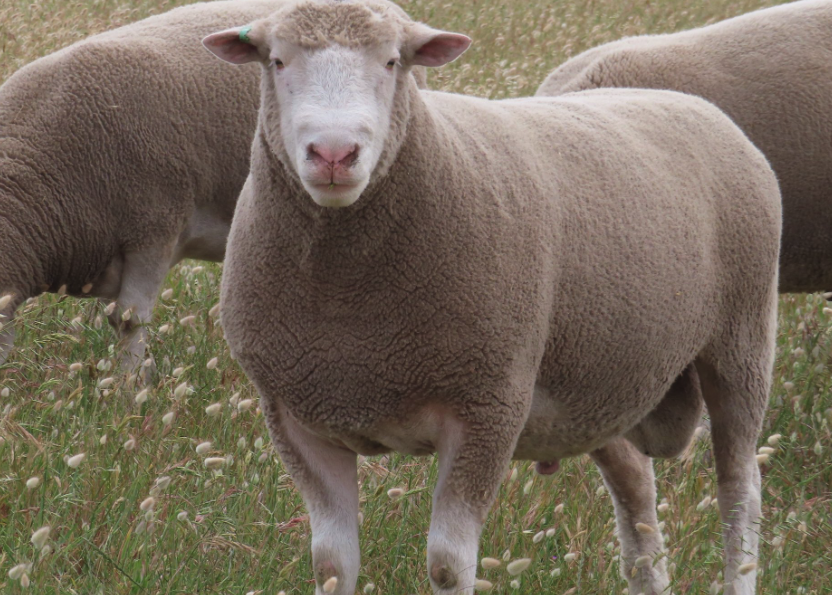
[385,59,396,70]
[273,59,285,70]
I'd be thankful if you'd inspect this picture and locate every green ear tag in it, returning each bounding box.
[239,25,253,44]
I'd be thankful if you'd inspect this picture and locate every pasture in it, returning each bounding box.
[1,0,830,593]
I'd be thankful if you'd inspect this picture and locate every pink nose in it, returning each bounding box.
[307,143,360,168]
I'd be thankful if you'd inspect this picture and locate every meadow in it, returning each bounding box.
[1,0,830,593]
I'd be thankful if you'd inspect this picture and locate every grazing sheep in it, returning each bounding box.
[207,1,780,594]
[537,0,832,294]
[0,0,425,375]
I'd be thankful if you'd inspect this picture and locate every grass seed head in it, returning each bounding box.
[738,562,757,575]
[481,557,501,569]
[533,530,544,543]
[66,453,86,468]
[387,487,405,499]
[204,457,226,470]
[238,399,254,412]
[196,441,212,455]
[179,315,196,327]
[124,438,137,451]
[69,362,83,372]
[177,511,189,521]
[207,357,218,370]
[474,579,493,591]
[363,583,376,594]
[135,389,149,405]
[161,288,174,300]
[20,573,30,588]
[97,377,115,389]
[509,579,520,589]
[767,434,782,446]
[31,526,50,549]
[140,496,156,511]
[564,552,578,562]
[506,558,531,575]
[205,403,222,417]
[635,523,655,534]
[634,555,652,568]
[0,294,12,310]
[162,411,175,425]
[26,477,41,489]
[174,382,189,399]
[8,563,31,580]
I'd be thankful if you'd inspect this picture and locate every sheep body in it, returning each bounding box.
[537,0,832,293]
[216,3,780,595]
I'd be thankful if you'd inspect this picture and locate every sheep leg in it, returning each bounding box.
[108,247,172,381]
[696,359,767,595]
[428,414,518,595]
[263,401,359,595]
[590,436,672,595]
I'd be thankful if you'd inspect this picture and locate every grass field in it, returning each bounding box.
[1,0,831,593]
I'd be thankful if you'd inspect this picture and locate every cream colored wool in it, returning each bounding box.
[0,0,427,372]
[217,1,780,594]
[538,0,831,293]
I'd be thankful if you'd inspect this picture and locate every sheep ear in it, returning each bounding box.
[408,25,471,67]
[203,26,260,64]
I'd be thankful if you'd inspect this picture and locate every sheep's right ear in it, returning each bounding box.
[203,26,260,64]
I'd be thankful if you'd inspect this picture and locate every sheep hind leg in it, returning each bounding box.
[262,401,359,595]
[108,246,173,383]
[590,436,672,595]
[695,356,769,595]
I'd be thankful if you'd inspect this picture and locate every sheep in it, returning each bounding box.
[537,0,832,294]
[0,0,428,377]
[205,1,780,594]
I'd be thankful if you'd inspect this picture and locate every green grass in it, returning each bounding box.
[1,0,830,593]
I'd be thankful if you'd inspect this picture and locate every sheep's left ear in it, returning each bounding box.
[407,24,471,67]
[203,26,260,64]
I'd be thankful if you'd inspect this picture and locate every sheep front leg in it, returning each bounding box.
[109,248,172,382]
[590,436,671,595]
[263,401,360,595]
[428,411,521,595]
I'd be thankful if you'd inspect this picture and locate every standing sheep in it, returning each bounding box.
[206,1,780,594]
[537,0,832,294]
[0,0,275,375]
[0,0,426,375]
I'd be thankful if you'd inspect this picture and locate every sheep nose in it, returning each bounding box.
[307,143,360,168]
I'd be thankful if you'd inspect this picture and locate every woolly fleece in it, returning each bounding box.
[537,0,832,293]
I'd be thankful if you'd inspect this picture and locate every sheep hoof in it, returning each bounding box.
[430,565,457,590]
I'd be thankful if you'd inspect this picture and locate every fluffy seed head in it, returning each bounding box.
[97,377,115,389]
[209,303,221,317]
[204,457,226,469]
[179,315,196,327]
[159,324,171,334]
[31,526,50,549]
[554,503,564,514]
[161,288,174,300]
[634,555,652,568]
[205,403,222,417]
[140,497,156,511]
[323,577,338,593]
[0,387,9,398]
[363,583,376,594]
[481,557,501,569]
[387,487,405,499]
[635,523,655,534]
[67,453,86,468]
[124,438,137,451]
[0,294,12,310]
[767,434,782,446]
[69,362,83,372]
[155,476,172,490]
[545,528,555,537]
[509,579,520,589]
[162,411,175,425]
[26,477,41,490]
[237,399,255,412]
[196,441,212,455]
[174,382,189,399]
[506,558,531,576]
[135,389,149,405]
[532,530,544,543]
[177,511,189,521]
[8,563,29,580]
[564,552,578,562]
[104,301,117,316]
[756,453,770,465]
[657,503,670,513]
[207,357,219,370]
[738,562,757,575]
[474,579,493,591]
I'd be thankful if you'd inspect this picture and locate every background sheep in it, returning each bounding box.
[207,1,780,594]
[537,0,832,294]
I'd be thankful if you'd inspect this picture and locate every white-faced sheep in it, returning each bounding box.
[537,0,832,294]
[206,1,780,594]
[0,0,426,376]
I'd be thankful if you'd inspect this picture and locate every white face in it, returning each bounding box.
[269,40,400,208]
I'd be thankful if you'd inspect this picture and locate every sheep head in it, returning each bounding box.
[204,0,470,208]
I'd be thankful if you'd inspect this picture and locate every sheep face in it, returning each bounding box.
[204,0,470,208]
